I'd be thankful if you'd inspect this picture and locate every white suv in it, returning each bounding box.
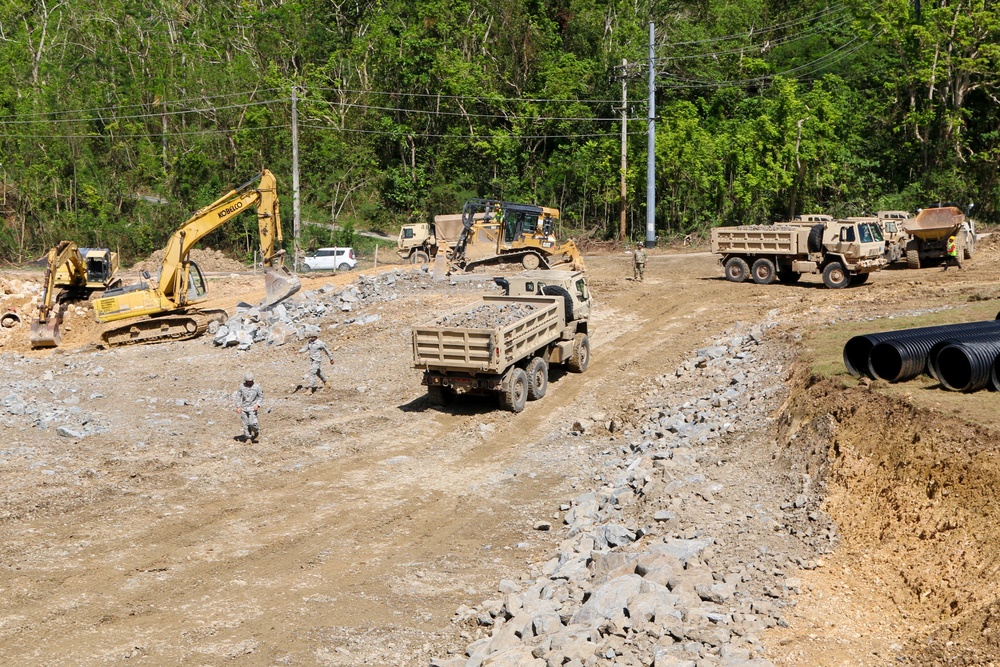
[302,247,357,271]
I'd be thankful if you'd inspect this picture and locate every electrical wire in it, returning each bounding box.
[0,98,288,125]
[304,98,620,122]
[0,124,292,139]
[298,123,641,140]
[308,86,624,105]
[655,4,848,49]
[658,14,854,61]
[0,88,285,121]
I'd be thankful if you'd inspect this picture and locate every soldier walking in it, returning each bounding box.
[235,371,263,442]
[298,334,334,391]
[633,245,648,281]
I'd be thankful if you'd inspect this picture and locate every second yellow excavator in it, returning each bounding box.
[92,169,300,347]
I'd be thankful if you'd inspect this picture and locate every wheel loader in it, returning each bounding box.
[91,169,300,347]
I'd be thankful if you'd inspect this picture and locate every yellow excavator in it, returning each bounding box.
[92,168,300,347]
[29,241,121,348]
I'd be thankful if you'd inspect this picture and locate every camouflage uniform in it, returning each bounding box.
[299,337,334,388]
[633,247,648,281]
[235,372,263,441]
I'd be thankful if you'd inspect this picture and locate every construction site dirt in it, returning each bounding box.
[3,244,1000,666]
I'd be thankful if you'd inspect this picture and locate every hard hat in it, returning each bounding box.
[244,372,254,382]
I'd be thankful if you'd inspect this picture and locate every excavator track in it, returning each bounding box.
[99,309,228,348]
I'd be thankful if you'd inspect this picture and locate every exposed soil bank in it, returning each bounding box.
[769,368,1000,665]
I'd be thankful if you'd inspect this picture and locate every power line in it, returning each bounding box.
[0,98,288,125]
[0,89,285,121]
[0,124,292,139]
[656,4,849,49]
[308,86,624,105]
[305,98,621,122]
[298,123,642,140]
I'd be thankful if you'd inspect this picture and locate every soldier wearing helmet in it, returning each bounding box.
[235,371,263,442]
[297,334,334,392]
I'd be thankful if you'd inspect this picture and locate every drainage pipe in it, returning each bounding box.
[936,341,1000,392]
[927,332,1000,380]
[843,320,1000,378]
[868,322,1000,382]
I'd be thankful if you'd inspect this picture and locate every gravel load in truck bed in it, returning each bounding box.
[434,302,537,328]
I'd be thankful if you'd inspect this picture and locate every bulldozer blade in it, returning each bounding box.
[260,266,301,310]
[29,317,62,349]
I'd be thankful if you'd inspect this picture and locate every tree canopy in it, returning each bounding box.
[1,0,998,262]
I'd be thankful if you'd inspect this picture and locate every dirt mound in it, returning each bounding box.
[131,247,247,273]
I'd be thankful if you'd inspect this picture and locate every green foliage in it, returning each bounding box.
[2,0,1000,264]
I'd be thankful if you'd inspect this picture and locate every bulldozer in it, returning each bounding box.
[30,241,121,348]
[92,169,300,347]
[448,199,585,272]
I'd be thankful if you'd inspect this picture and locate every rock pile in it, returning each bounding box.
[212,268,499,351]
[434,320,836,667]
[435,303,537,329]
[1,357,110,438]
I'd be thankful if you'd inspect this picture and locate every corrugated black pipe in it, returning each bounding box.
[937,341,1000,392]
[869,321,1000,382]
[843,321,1000,378]
[927,332,1000,380]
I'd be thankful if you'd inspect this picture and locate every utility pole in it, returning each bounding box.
[645,22,656,249]
[620,59,628,242]
[291,85,301,272]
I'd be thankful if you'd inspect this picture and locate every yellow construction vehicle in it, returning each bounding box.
[450,199,585,272]
[30,241,121,348]
[92,169,300,347]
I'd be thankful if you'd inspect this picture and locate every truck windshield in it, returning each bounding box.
[859,223,883,243]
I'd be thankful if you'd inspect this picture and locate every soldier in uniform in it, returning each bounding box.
[633,245,648,281]
[235,371,263,442]
[298,334,334,391]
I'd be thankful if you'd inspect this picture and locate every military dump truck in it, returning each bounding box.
[877,211,911,263]
[412,270,591,412]
[396,213,473,264]
[711,218,887,288]
[902,205,975,268]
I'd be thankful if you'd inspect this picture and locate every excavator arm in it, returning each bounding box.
[29,241,88,348]
[157,169,295,306]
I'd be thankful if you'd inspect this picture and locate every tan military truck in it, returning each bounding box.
[412,270,591,412]
[711,218,887,288]
[876,211,911,263]
[902,205,975,268]
[396,214,470,264]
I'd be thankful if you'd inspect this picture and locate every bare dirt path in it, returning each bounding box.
[2,247,1000,665]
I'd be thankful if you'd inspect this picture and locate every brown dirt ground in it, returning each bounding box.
[2,243,1000,665]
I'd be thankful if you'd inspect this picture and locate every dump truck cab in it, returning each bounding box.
[498,270,591,324]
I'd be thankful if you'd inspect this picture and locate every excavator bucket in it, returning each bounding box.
[260,266,301,310]
[29,315,62,349]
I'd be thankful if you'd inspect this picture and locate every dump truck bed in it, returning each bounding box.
[413,295,564,374]
[710,226,809,256]
[904,207,964,241]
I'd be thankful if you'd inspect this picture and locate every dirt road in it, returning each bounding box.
[2,247,1000,665]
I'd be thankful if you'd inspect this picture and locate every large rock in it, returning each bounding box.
[571,574,643,625]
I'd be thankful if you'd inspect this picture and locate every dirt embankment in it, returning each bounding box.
[770,368,1000,665]
[130,247,248,273]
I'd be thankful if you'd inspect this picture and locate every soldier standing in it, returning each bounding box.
[298,334,334,391]
[235,371,263,442]
[633,245,648,281]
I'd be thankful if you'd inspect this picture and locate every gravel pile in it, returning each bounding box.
[1,358,110,439]
[212,267,499,351]
[131,247,248,273]
[433,320,835,667]
[435,303,537,329]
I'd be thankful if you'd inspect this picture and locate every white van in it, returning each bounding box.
[302,247,357,271]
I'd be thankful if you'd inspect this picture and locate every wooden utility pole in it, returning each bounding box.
[291,85,301,271]
[620,59,628,242]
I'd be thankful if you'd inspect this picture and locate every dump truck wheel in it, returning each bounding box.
[500,368,528,412]
[411,251,430,264]
[526,357,548,400]
[568,333,590,373]
[905,242,921,269]
[777,270,800,285]
[850,273,870,285]
[964,236,975,260]
[807,224,825,253]
[522,253,541,270]
[724,257,750,283]
[822,262,850,289]
[751,258,776,285]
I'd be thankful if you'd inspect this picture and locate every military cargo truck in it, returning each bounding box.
[412,270,591,412]
[711,218,887,288]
